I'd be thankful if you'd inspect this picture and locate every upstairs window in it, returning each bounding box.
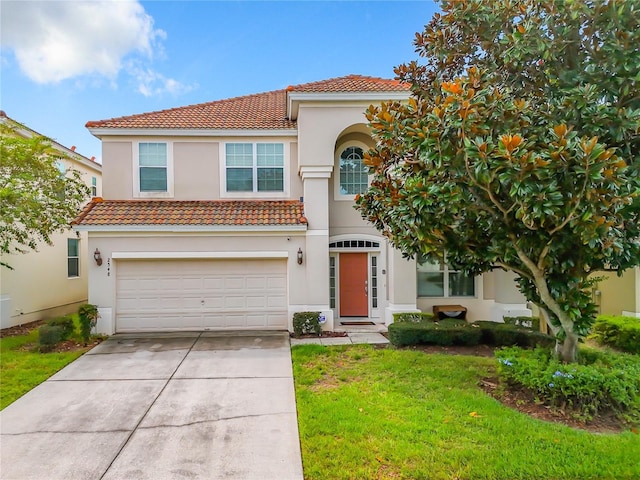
[55,160,66,175]
[91,176,97,197]
[225,143,284,192]
[339,146,368,195]
[417,255,475,298]
[67,238,79,278]
[139,143,167,192]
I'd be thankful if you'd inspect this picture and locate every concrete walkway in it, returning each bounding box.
[290,331,389,347]
[0,332,303,480]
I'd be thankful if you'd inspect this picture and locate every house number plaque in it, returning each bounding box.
[107,258,111,277]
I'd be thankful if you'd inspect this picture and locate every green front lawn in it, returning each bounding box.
[1,325,89,409]
[292,345,640,480]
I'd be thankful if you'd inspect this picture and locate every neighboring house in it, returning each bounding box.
[594,267,640,318]
[0,111,102,329]
[74,74,535,334]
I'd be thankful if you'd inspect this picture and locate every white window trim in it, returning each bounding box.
[133,141,174,198]
[67,238,79,278]
[219,142,290,199]
[416,258,478,299]
[333,140,371,201]
[91,176,97,197]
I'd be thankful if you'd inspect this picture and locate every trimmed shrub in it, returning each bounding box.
[591,315,640,354]
[46,315,75,340]
[496,346,640,421]
[393,312,435,323]
[473,321,555,348]
[293,312,321,337]
[503,316,540,331]
[38,325,65,352]
[78,304,99,342]
[388,319,481,347]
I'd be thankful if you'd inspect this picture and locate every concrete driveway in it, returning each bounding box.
[0,331,303,480]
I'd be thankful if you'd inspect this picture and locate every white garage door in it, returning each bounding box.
[116,259,288,332]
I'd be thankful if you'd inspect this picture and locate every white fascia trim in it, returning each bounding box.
[112,251,288,260]
[89,128,297,138]
[73,225,307,233]
[306,230,329,236]
[288,91,409,120]
[73,157,102,173]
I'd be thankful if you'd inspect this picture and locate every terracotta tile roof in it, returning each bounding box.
[288,74,408,93]
[86,89,293,131]
[85,75,409,130]
[73,199,307,227]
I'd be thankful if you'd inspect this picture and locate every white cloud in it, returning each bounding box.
[0,0,192,96]
[127,62,197,97]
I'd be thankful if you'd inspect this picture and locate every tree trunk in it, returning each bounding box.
[556,331,579,363]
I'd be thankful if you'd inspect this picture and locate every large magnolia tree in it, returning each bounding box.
[0,123,90,269]
[356,0,640,362]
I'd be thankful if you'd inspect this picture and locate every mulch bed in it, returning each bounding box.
[479,376,631,434]
[0,320,45,338]
[392,342,634,433]
[2,319,104,353]
[290,331,349,339]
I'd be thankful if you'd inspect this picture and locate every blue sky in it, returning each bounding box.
[1,1,438,161]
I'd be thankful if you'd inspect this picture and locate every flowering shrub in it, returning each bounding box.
[496,347,640,422]
[591,315,640,354]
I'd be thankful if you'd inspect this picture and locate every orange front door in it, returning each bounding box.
[339,253,368,317]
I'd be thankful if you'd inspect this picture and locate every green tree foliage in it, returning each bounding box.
[0,123,90,269]
[356,0,640,362]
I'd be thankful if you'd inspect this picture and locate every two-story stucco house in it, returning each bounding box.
[75,75,536,335]
[1,111,102,328]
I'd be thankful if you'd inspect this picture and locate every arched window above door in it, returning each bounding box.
[339,146,368,195]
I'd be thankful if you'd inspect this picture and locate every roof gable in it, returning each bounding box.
[86,74,410,132]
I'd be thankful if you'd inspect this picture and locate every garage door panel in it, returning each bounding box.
[202,296,224,308]
[202,278,224,289]
[246,277,266,289]
[267,295,287,308]
[224,314,247,328]
[245,296,266,308]
[268,277,287,289]
[267,313,288,328]
[116,259,287,332]
[118,314,204,331]
[246,314,268,328]
[224,277,245,290]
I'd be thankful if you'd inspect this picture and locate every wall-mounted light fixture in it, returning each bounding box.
[297,248,304,265]
[93,248,103,266]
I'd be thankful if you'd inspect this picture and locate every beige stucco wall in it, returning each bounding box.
[493,270,527,303]
[1,157,101,328]
[1,232,90,327]
[297,103,371,169]
[101,137,299,201]
[595,268,638,316]
[102,141,133,199]
[174,142,219,199]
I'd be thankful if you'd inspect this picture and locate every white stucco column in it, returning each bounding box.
[385,246,419,325]
[296,167,334,330]
[87,235,116,334]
